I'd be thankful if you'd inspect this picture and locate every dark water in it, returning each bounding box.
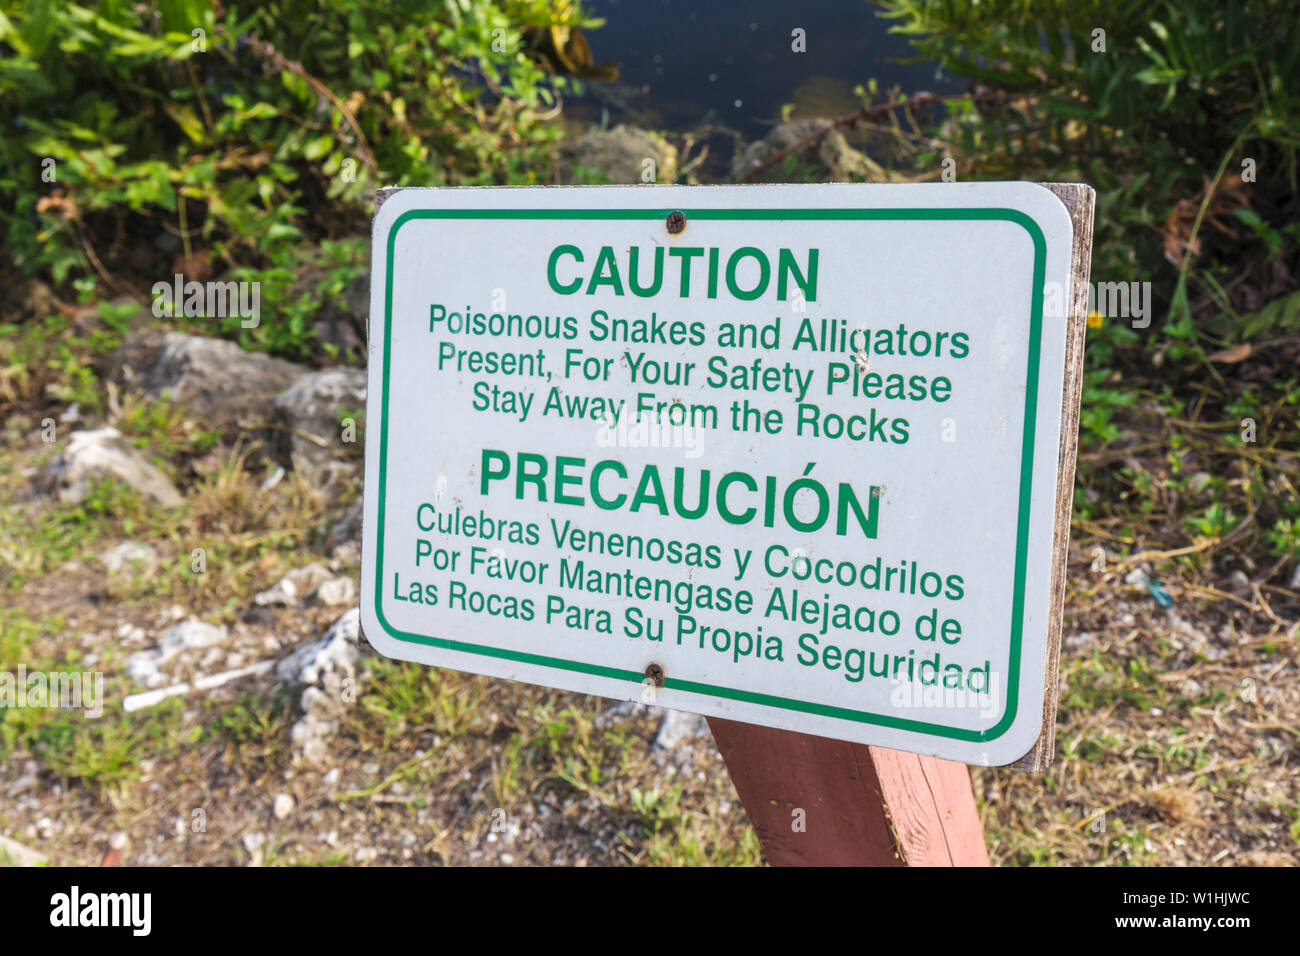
[576,0,962,139]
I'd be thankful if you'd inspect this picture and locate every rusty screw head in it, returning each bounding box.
[665,211,686,234]
[644,662,666,687]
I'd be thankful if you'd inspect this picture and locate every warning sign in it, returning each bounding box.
[360,183,1083,765]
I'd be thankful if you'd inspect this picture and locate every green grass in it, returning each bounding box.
[201,691,293,773]
[627,784,764,866]
[0,311,125,416]
[22,699,187,798]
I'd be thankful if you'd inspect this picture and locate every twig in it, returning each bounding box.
[186,57,214,131]
[1250,583,1285,626]
[337,748,442,802]
[678,143,710,180]
[535,88,564,122]
[1079,441,1166,462]
[239,419,333,448]
[1175,582,1258,611]
[123,660,275,712]
[241,34,378,173]
[76,223,139,298]
[178,193,193,274]
[1113,538,1217,567]
[1259,584,1300,601]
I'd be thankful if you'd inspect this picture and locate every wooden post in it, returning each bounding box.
[708,718,990,866]
[710,184,1095,867]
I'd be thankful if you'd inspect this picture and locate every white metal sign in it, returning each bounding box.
[361,183,1078,765]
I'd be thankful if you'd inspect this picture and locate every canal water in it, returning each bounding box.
[573,0,962,147]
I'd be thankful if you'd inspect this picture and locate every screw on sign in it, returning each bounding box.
[362,182,1094,866]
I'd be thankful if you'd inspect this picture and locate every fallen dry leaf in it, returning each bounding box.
[1207,343,1252,363]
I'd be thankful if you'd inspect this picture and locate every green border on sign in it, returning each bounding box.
[373,206,1047,743]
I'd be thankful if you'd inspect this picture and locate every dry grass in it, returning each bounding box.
[0,308,1296,867]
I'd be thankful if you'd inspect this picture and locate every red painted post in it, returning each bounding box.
[708,717,990,867]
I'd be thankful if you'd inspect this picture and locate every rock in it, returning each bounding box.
[0,834,49,867]
[101,540,159,575]
[653,709,709,750]
[124,648,170,687]
[594,699,654,728]
[331,541,361,569]
[127,332,306,427]
[313,274,370,356]
[242,831,266,866]
[125,619,229,688]
[1124,567,1151,588]
[314,576,358,607]
[272,368,366,486]
[44,427,182,507]
[105,328,169,388]
[1168,611,1224,660]
[731,120,890,183]
[278,607,360,687]
[5,761,39,797]
[159,619,227,656]
[328,499,364,549]
[255,562,333,607]
[556,124,678,185]
[272,793,294,820]
[277,609,363,766]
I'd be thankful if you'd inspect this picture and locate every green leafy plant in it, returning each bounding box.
[2,0,595,298]
[875,0,1300,350]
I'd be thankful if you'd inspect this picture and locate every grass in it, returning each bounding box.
[972,357,1299,867]
[323,668,762,865]
[115,392,222,465]
[202,692,293,774]
[624,783,765,866]
[1,276,1296,867]
[0,312,124,416]
[6,696,187,801]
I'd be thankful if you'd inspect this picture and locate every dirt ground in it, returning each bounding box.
[1,309,1297,868]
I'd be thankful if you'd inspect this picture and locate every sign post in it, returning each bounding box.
[362,182,1093,862]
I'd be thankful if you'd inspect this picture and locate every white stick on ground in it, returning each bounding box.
[123,660,276,712]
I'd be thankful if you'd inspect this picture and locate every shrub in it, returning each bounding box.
[1,0,593,290]
[876,0,1300,360]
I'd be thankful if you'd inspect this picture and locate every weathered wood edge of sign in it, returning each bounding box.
[1011,182,1095,771]
[369,182,1094,773]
